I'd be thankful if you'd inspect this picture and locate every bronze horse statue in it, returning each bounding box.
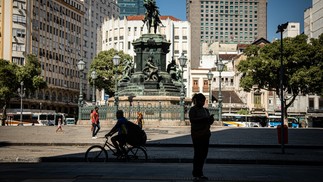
[142,0,163,34]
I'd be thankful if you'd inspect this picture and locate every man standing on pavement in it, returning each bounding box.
[92,106,100,139]
[189,93,214,181]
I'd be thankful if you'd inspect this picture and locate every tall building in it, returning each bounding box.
[0,0,119,116]
[118,0,145,18]
[0,0,85,115]
[82,0,119,102]
[304,0,323,40]
[186,0,267,69]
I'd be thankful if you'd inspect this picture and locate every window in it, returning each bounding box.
[12,57,25,65]
[13,29,26,38]
[309,98,314,110]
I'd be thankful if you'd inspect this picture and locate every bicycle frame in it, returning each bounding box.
[103,136,131,157]
[85,135,148,162]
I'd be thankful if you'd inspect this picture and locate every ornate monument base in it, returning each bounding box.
[117,33,182,98]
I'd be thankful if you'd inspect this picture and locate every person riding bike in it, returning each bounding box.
[105,110,128,156]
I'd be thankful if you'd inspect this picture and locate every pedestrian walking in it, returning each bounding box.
[90,110,94,132]
[189,93,214,181]
[56,118,63,133]
[92,106,100,139]
[136,112,144,129]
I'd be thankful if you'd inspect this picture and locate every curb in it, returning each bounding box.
[37,156,323,166]
[2,141,323,149]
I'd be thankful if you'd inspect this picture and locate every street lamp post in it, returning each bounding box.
[17,81,26,126]
[91,70,97,106]
[276,22,288,154]
[178,53,187,121]
[217,59,224,124]
[77,60,85,121]
[206,70,214,108]
[113,55,120,111]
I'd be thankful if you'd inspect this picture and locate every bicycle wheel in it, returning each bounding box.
[85,145,108,162]
[126,146,147,162]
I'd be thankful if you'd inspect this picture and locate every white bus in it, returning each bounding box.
[222,113,264,127]
[6,112,66,126]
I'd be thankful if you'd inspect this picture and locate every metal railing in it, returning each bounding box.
[80,103,219,123]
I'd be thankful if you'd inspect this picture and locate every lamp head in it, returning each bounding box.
[178,52,187,67]
[77,60,85,71]
[206,70,214,80]
[91,70,97,79]
[113,55,120,66]
[217,58,224,72]
[276,22,289,33]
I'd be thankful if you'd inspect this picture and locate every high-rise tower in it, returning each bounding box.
[186,0,267,68]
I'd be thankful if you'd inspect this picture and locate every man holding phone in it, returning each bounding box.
[189,93,214,181]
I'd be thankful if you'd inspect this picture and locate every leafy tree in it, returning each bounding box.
[89,49,133,97]
[0,59,19,125]
[237,109,249,115]
[237,34,323,119]
[0,55,47,125]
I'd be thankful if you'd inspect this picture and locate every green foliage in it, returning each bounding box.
[0,55,46,125]
[237,34,323,115]
[0,59,19,101]
[89,49,133,97]
[0,55,46,101]
[18,54,47,95]
[237,109,249,115]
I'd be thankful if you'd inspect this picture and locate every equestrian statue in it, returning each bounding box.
[142,0,163,34]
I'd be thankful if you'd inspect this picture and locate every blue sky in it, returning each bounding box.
[156,0,312,42]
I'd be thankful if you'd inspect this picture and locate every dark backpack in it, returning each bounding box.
[126,121,147,146]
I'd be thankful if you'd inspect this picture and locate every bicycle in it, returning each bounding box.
[84,135,148,162]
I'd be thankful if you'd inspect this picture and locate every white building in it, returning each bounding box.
[283,22,300,38]
[304,0,323,40]
[190,42,247,112]
[100,15,191,100]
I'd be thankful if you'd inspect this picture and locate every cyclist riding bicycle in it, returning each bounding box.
[105,110,128,156]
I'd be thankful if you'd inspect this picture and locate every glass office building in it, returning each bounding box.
[118,0,145,18]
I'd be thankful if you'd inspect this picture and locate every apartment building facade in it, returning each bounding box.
[0,0,119,117]
[186,0,267,69]
[83,0,119,102]
[304,0,323,40]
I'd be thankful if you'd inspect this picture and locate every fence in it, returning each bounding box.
[79,103,219,126]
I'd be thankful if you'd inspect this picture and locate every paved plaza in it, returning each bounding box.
[0,125,323,181]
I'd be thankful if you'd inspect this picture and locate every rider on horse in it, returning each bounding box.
[143,0,163,34]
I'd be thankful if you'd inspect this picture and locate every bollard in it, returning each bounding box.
[277,125,288,144]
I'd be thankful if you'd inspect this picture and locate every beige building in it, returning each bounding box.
[0,0,118,117]
[304,0,323,40]
[186,0,267,69]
